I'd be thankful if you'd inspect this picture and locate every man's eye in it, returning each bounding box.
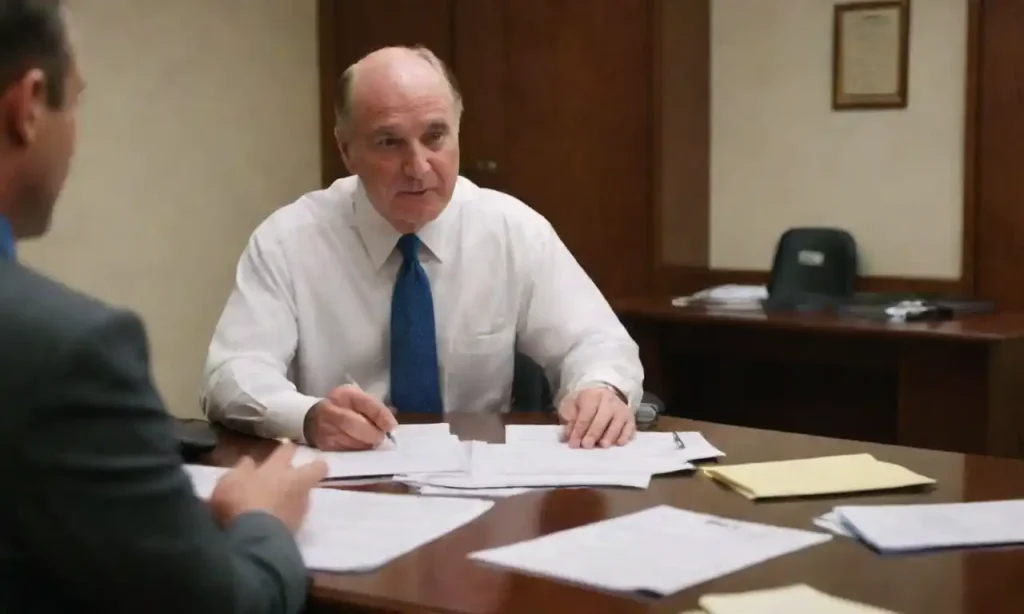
[424,132,445,145]
[377,137,401,148]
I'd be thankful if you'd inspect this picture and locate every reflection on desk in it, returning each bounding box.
[204,413,1024,614]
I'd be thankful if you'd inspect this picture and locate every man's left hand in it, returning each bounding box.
[558,386,636,449]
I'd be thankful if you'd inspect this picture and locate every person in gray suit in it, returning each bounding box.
[0,2,328,612]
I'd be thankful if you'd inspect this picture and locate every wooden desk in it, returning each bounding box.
[612,296,1024,458]
[208,413,1024,613]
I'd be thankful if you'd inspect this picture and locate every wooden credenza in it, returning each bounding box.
[613,296,1024,458]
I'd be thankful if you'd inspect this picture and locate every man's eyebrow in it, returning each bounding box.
[370,125,401,137]
[426,121,450,133]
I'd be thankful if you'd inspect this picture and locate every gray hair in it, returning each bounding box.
[333,45,463,133]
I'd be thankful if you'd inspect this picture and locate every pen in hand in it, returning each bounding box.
[343,373,397,447]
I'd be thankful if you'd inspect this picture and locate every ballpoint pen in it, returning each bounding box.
[343,372,397,447]
[672,431,686,449]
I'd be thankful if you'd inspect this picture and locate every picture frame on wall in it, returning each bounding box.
[832,0,911,110]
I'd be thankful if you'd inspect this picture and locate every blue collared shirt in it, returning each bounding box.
[0,215,14,261]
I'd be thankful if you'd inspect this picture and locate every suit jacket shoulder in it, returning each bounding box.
[0,260,308,614]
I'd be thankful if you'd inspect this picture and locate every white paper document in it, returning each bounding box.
[812,511,855,538]
[183,463,494,572]
[504,425,725,462]
[293,425,469,478]
[468,505,831,596]
[398,470,652,490]
[473,440,694,476]
[416,485,540,498]
[183,464,229,499]
[298,488,493,572]
[829,499,1024,552]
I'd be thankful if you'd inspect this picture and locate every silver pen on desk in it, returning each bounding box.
[343,372,397,447]
[672,431,686,449]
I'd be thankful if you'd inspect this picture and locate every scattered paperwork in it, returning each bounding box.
[813,499,1024,553]
[702,453,935,499]
[183,463,494,572]
[504,425,725,462]
[401,425,724,493]
[693,584,898,614]
[292,423,469,479]
[468,505,831,596]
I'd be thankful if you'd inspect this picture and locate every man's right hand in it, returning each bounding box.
[209,442,328,533]
[303,384,398,451]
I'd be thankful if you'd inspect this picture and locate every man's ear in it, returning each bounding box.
[334,127,352,167]
[3,69,47,147]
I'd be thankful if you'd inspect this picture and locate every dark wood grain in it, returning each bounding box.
[613,296,1024,458]
[975,0,1024,309]
[320,0,456,183]
[613,296,1024,342]
[207,413,1024,613]
[500,0,654,298]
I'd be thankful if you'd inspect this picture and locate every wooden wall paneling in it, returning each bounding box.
[975,0,1024,309]
[452,0,506,193]
[654,0,710,274]
[318,0,455,185]
[502,0,654,298]
[316,0,340,187]
[959,0,981,298]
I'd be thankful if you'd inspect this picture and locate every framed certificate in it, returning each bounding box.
[832,0,910,109]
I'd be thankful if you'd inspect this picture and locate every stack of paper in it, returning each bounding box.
[681,584,897,614]
[468,505,831,596]
[183,463,495,571]
[701,454,935,499]
[292,423,470,479]
[399,425,724,495]
[812,499,1024,553]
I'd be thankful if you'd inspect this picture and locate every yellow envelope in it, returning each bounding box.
[698,584,897,614]
[701,453,935,499]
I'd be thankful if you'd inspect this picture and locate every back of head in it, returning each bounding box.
[0,0,75,240]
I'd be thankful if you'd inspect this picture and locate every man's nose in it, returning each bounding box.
[402,144,431,179]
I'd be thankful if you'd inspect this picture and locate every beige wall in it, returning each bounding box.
[710,0,967,279]
[18,0,321,418]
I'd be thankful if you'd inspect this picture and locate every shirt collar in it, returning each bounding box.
[0,215,15,262]
[350,178,463,271]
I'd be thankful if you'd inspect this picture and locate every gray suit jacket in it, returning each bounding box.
[0,259,308,613]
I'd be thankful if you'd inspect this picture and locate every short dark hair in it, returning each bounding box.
[0,0,69,109]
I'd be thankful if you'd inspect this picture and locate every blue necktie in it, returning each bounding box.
[0,215,14,261]
[390,234,443,414]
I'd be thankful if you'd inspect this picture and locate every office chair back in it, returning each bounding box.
[764,227,858,311]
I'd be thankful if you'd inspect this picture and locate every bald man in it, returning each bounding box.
[201,46,644,452]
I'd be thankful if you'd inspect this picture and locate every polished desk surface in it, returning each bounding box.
[612,295,1024,342]
[208,414,1024,613]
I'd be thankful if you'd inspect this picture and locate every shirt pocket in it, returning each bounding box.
[444,327,516,414]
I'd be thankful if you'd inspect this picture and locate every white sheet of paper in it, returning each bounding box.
[183,464,229,499]
[388,423,453,440]
[833,499,1024,552]
[468,505,831,596]
[397,471,652,489]
[472,441,693,476]
[505,425,725,462]
[298,488,493,572]
[416,485,540,498]
[812,511,855,538]
[293,435,469,478]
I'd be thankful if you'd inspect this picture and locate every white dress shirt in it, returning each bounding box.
[201,175,643,442]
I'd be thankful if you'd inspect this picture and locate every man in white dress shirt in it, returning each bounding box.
[201,46,643,451]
